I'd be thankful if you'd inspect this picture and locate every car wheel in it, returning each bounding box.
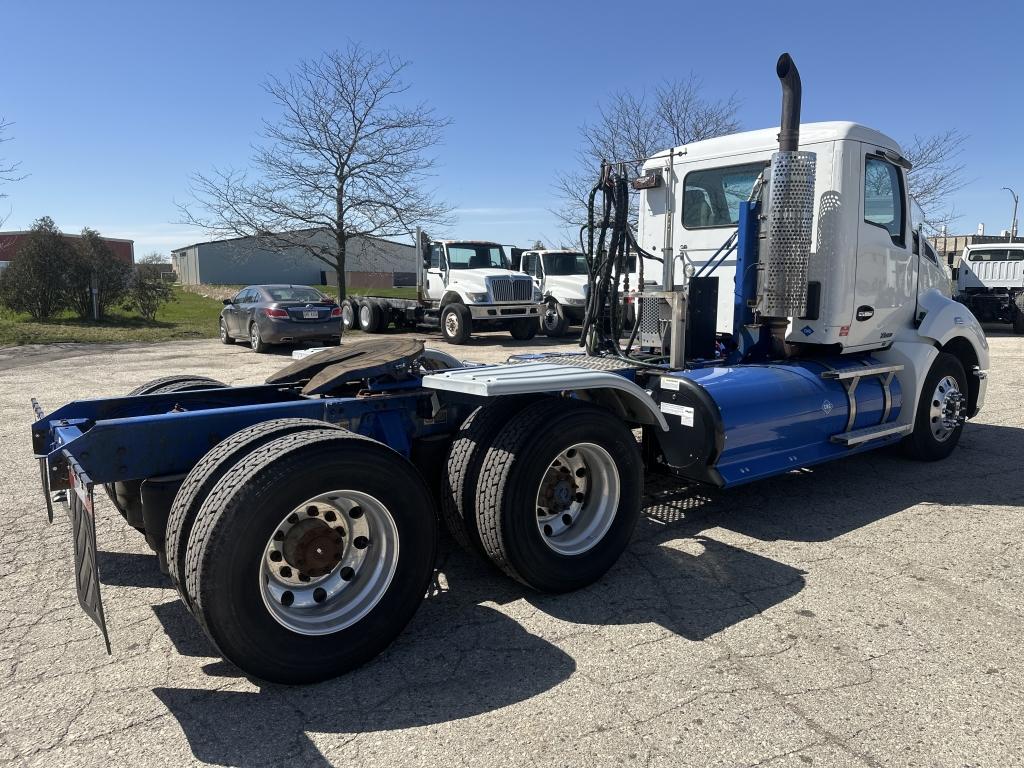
[250,321,268,353]
[219,318,234,344]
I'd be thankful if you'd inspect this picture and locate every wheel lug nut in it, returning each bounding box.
[324,510,337,522]
[306,506,319,516]
[354,536,369,549]
[287,513,299,524]
[280,566,292,578]
[274,530,284,541]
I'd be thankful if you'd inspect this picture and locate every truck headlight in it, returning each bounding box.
[533,288,543,302]
[466,292,489,302]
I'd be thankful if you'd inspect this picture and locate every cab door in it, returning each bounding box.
[853,147,916,344]
[424,244,447,301]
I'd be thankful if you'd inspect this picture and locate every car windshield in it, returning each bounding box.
[265,286,327,302]
[447,244,509,270]
[545,253,589,275]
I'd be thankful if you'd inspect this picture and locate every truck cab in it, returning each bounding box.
[954,243,1024,333]
[514,249,590,337]
[422,240,543,343]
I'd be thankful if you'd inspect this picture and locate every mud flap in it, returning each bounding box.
[38,458,54,523]
[64,450,111,654]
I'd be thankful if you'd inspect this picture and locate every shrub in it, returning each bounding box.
[66,228,131,320]
[121,271,174,321]
[0,216,73,320]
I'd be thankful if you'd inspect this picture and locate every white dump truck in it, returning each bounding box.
[340,236,543,343]
[954,241,1024,333]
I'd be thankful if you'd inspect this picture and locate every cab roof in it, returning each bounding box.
[643,121,903,169]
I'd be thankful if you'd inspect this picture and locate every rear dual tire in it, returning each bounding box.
[179,426,437,684]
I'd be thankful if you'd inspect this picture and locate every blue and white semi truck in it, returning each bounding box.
[30,55,988,684]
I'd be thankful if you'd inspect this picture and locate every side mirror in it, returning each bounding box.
[423,259,431,270]
[223,298,234,305]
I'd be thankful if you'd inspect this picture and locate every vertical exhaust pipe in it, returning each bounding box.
[776,53,801,153]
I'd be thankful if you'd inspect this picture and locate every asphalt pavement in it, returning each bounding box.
[0,329,1021,767]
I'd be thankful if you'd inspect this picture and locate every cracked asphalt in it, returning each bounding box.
[0,329,1021,767]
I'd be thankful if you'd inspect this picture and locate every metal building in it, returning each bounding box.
[170,229,415,288]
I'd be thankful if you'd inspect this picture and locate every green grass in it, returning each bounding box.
[0,287,224,346]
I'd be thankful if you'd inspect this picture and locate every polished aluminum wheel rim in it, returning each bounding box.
[542,304,560,331]
[444,310,460,337]
[359,305,371,328]
[341,303,355,329]
[535,442,619,556]
[929,375,965,443]
[259,490,399,635]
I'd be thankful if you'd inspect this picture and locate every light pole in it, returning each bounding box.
[1004,187,1019,243]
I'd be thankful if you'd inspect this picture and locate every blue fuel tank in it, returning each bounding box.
[655,356,903,487]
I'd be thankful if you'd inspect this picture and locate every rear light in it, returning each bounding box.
[263,307,289,319]
[330,306,341,318]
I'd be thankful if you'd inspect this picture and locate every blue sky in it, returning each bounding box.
[1,0,1021,254]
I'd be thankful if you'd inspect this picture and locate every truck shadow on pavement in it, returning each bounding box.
[149,421,1023,765]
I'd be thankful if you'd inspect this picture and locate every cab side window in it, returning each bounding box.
[429,244,443,269]
[864,157,906,247]
[522,254,541,277]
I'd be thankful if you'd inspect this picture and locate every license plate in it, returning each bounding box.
[303,310,319,319]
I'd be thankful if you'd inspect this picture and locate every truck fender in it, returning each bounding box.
[421,363,670,431]
[440,291,464,308]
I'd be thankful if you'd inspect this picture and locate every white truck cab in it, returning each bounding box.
[513,250,590,336]
[423,240,543,343]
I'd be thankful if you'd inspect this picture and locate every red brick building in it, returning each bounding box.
[0,231,135,270]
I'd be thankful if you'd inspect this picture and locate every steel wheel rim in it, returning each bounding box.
[359,305,371,328]
[259,490,400,636]
[444,310,459,336]
[341,303,354,329]
[542,303,560,331]
[534,442,619,556]
[929,374,965,443]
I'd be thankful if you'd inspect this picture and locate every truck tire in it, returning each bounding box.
[510,317,538,341]
[340,300,357,331]
[474,399,643,592]
[105,376,227,531]
[359,301,384,333]
[441,304,472,344]
[540,300,569,337]
[249,321,269,353]
[184,429,437,684]
[1013,297,1024,334]
[903,352,968,461]
[166,418,343,612]
[219,317,235,344]
[441,398,528,552]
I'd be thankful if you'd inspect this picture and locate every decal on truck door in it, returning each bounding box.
[856,305,875,321]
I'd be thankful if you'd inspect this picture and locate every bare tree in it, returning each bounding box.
[554,75,739,231]
[0,118,26,229]
[903,129,968,231]
[180,44,453,299]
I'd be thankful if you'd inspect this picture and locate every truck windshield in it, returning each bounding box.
[447,245,509,270]
[545,253,589,275]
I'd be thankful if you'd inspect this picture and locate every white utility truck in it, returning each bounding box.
[339,236,543,343]
[513,249,591,336]
[32,54,989,685]
[954,241,1024,333]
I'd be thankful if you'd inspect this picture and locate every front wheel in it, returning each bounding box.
[474,399,642,592]
[441,304,472,344]
[185,429,437,684]
[903,352,968,461]
[540,301,569,337]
